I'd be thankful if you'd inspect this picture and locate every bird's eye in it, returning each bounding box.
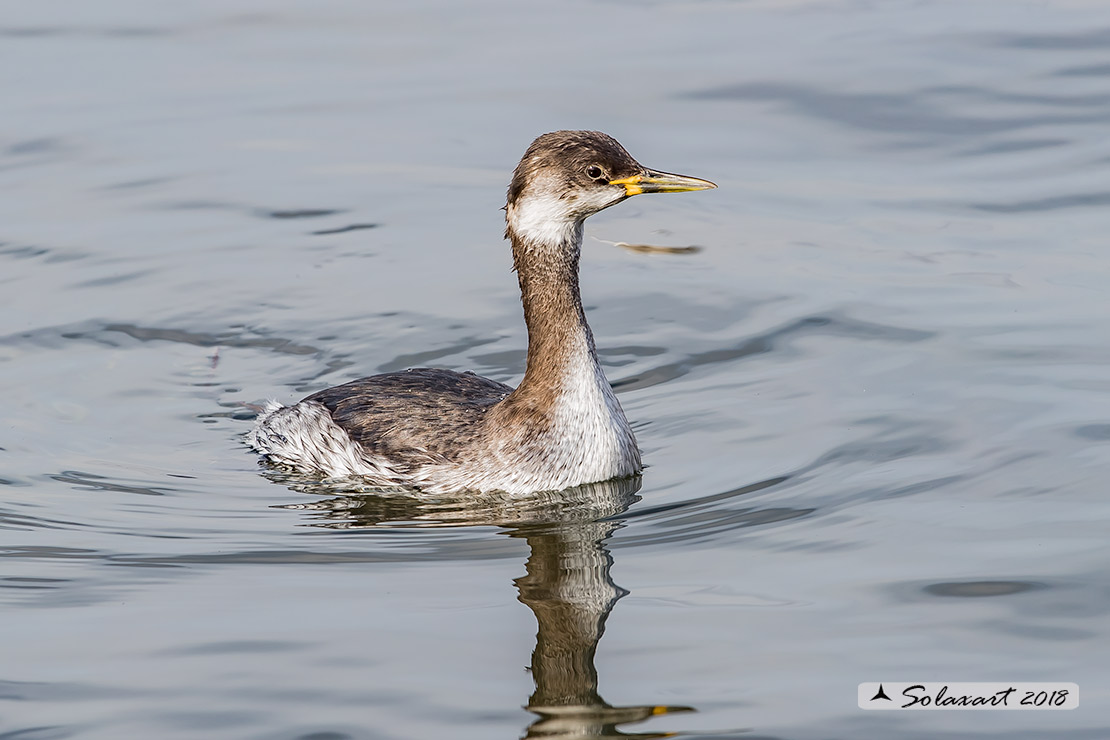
[585,165,606,181]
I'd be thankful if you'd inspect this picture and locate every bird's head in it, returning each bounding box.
[505,130,715,246]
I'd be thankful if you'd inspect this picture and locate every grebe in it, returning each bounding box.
[248,131,715,494]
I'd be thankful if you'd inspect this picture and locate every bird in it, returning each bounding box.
[247,130,715,495]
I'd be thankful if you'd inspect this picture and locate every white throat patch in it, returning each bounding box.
[507,192,582,248]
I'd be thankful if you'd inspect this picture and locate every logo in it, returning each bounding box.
[858,683,1078,710]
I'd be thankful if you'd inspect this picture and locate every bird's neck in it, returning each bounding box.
[491,213,641,484]
[508,221,600,399]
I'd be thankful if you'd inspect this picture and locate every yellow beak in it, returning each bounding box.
[609,169,717,196]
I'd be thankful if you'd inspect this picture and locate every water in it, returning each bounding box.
[2,1,1109,737]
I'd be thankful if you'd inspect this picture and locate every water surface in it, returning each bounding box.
[2,1,1109,738]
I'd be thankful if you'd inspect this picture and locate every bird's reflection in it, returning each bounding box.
[510,479,694,738]
[272,473,695,738]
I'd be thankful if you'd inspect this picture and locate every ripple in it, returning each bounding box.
[161,640,310,656]
[0,727,74,740]
[986,620,1095,642]
[0,320,322,357]
[615,506,814,549]
[102,176,176,190]
[1054,63,1110,78]
[808,429,951,467]
[0,546,103,561]
[1075,424,1110,441]
[684,76,1110,158]
[50,470,170,497]
[0,510,96,533]
[70,269,158,289]
[612,314,933,392]
[958,138,1068,157]
[0,25,171,38]
[618,475,789,521]
[0,576,71,591]
[264,209,345,220]
[377,335,504,373]
[684,82,1107,141]
[311,223,380,236]
[994,27,1110,50]
[0,243,88,265]
[114,544,522,567]
[255,472,813,555]
[969,191,1110,214]
[0,136,73,173]
[5,137,65,155]
[0,678,129,701]
[924,580,1048,598]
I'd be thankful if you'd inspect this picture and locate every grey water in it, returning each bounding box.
[2,1,1109,738]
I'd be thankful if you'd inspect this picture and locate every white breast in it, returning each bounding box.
[547,349,640,482]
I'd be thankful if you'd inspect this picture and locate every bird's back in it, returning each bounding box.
[248,368,512,482]
[306,368,512,461]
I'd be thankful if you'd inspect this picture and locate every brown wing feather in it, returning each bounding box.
[304,368,513,464]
